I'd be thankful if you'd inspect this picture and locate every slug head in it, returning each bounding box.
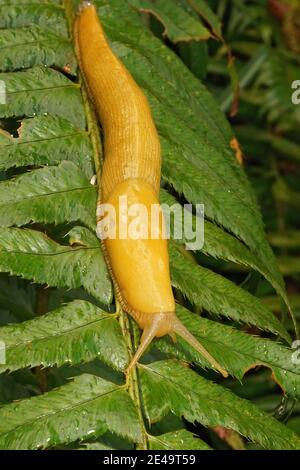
[125,309,228,378]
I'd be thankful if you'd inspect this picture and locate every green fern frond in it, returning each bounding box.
[148,429,212,450]
[0,374,142,450]
[0,227,112,304]
[0,300,128,373]
[127,0,211,43]
[140,360,300,450]
[0,0,297,451]
[170,243,290,341]
[0,161,96,229]
[157,305,300,397]
[0,67,84,126]
[0,115,93,177]
[0,26,76,73]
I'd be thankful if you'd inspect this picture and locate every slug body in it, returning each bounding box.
[75,3,227,377]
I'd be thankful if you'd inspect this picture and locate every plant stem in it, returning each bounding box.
[118,302,148,450]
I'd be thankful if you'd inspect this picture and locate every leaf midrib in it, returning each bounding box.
[0,37,71,51]
[0,245,97,257]
[0,185,95,204]
[0,130,88,147]
[4,84,78,95]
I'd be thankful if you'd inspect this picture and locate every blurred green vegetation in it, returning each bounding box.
[207,0,300,443]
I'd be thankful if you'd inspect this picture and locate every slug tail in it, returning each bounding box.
[172,317,228,378]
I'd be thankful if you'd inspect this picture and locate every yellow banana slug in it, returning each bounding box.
[74,2,228,378]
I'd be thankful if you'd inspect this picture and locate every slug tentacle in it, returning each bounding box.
[126,313,228,378]
[75,3,228,378]
[171,317,228,377]
[125,312,174,376]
